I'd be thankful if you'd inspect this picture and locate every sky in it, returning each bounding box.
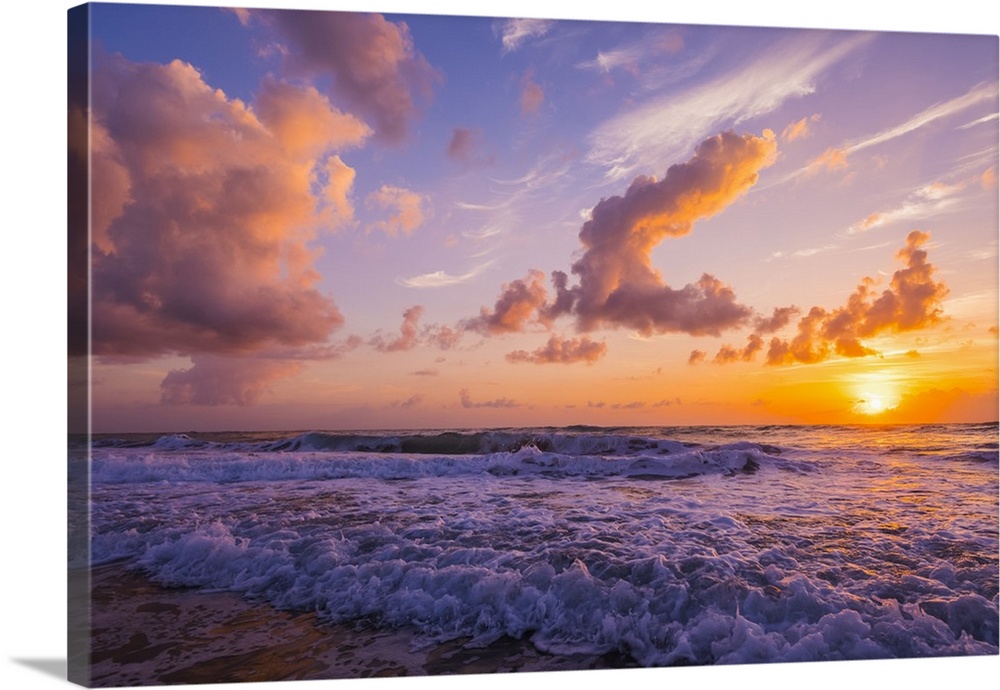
[73,1,999,432]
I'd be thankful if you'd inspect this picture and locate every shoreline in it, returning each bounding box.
[85,562,630,686]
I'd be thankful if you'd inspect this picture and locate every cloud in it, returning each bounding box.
[463,269,550,334]
[844,81,998,156]
[766,231,948,365]
[392,394,425,409]
[160,355,303,406]
[322,155,359,227]
[252,9,440,143]
[459,388,520,408]
[754,306,800,333]
[983,166,998,189]
[712,334,764,364]
[520,69,545,115]
[370,306,424,352]
[366,185,430,235]
[370,306,464,352]
[254,76,371,156]
[808,147,850,173]
[587,32,871,179]
[547,131,777,335]
[781,113,821,142]
[688,350,706,365]
[398,261,494,288]
[496,18,553,53]
[506,335,607,364]
[576,30,685,76]
[846,181,965,234]
[446,126,481,163]
[90,53,357,367]
[798,81,999,177]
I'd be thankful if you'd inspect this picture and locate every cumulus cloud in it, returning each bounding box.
[505,335,608,365]
[90,53,362,364]
[392,394,425,409]
[754,306,801,333]
[712,334,764,364]
[459,388,520,408]
[547,131,777,335]
[370,306,464,352]
[366,185,430,235]
[463,269,550,334]
[766,231,948,365]
[370,306,424,352]
[322,155,359,227]
[254,76,371,156]
[87,49,386,404]
[160,356,303,406]
[252,9,439,142]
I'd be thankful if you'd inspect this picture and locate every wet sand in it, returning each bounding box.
[85,562,634,686]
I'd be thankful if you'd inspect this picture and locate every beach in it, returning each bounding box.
[85,561,624,686]
[74,425,999,686]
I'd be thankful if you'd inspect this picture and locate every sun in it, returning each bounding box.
[855,394,888,415]
[851,384,901,417]
[847,370,903,417]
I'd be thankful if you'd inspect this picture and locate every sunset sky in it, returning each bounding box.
[76,1,999,432]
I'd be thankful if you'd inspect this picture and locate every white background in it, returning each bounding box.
[2,1,997,689]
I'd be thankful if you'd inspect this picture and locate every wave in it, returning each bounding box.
[95,429,702,456]
[90,441,811,485]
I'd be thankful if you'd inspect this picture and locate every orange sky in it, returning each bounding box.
[72,2,998,432]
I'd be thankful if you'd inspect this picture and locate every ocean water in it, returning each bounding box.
[81,424,999,667]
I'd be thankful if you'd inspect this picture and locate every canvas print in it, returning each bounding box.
[67,2,999,687]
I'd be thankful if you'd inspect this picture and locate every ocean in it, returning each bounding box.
[75,424,998,681]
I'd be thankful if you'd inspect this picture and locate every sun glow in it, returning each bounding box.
[854,393,891,415]
[851,377,902,416]
[846,367,906,417]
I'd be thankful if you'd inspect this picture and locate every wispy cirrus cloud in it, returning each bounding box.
[575,29,684,76]
[587,32,872,180]
[846,181,966,234]
[781,113,821,142]
[496,18,554,53]
[796,81,999,178]
[398,260,494,288]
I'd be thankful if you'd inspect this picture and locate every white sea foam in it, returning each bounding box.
[87,424,999,666]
